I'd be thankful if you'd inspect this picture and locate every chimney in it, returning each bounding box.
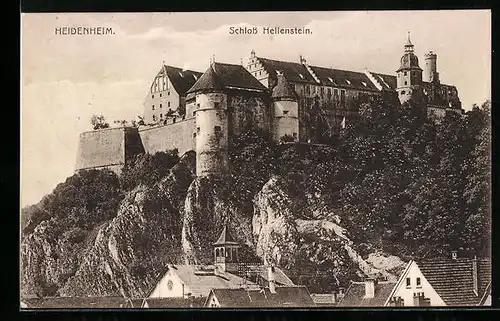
[452,251,458,260]
[268,265,276,294]
[364,279,376,298]
[472,256,479,296]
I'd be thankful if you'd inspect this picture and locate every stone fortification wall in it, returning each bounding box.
[228,93,270,137]
[75,127,142,173]
[138,118,196,156]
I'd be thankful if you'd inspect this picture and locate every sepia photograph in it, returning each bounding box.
[20,10,491,308]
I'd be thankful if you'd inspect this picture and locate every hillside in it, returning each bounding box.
[20,96,491,298]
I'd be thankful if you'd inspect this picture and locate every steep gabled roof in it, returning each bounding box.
[208,286,315,307]
[337,281,396,307]
[415,258,491,306]
[213,225,240,246]
[308,65,380,92]
[188,62,267,94]
[257,57,315,84]
[160,65,203,96]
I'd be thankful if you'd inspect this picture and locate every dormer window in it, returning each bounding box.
[362,82,367,87]
[299,74,304,79]
[193,74,198,80]
[345,79,351,85]
[178,71,183,77]
[328,77,334,83]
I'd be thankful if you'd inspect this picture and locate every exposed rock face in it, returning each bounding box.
[21,153,406,298]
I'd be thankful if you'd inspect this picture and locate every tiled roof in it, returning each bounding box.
[370,72,397,90]
[257,57,315,84]
[416,258,491,306]
[187,62,267,94]
[337,281,396,307]
[162,65,203,96]
[308,65,380,92]
[170,265,260,297]
[22,297,127,309]
[310,293,337,304]
[271,73,297,100]
[213,225,239,246]
[209,286,316,307]
[144,297,206,308]
[235,264,295,286]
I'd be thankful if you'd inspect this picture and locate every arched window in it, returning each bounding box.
[215,248,220,257]
[221,248,225,257]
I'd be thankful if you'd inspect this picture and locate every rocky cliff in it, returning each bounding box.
[21,150,406,298]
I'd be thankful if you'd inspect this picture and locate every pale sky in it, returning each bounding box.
[20,10,491,207]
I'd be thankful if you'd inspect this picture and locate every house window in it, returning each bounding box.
[168,91,170,96]
[168,102,171,107]
[406,278,411,288]
[404,71,407,76]
[404,81,408,85]
[160,114,163,119]
[152,105,155,110]
[160,93,162,98]
[215,248,219,257]
[416,277,421,288]
[160,104,162,108]
[152,94,154,98]
[305,85,310,95]
[153,115,156,121]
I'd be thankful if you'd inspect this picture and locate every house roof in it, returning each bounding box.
[160,65,203,96]
[310,293,337,306]
[337,281,396,307]
[415,258,491,306]
[213,225,240,246]
[124,298,144,308]
[143,297,206,308]
[187,62,267,94]
[257,57,315,84]
[235,264,295,286]
[271,73,298,100]
[208,286,316,307]
[167,265,260,297]
[21,297,127,309]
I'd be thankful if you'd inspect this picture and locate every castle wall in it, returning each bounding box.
[272,100,299,142]
[228,93,270,137]
[75,127,133,172]
[139,118,196,156]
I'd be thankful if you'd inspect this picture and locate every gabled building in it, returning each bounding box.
[204,286,316,308]
[336,279,397,307]
[143,65,203,124]
[386,255,491,306]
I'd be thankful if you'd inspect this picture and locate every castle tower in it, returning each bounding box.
[213,225,240,273]
[396,32,423,104]
[187,62,229,177]
[423,51,440,84]
[271,72,299,143]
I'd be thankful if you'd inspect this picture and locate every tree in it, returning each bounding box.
[90,114,109,130]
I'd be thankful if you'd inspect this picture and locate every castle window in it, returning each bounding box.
[404,71,408,76]
[215,248,219,257]
[404,81,408,85]
[168,102,171,107]
[283,110,289,115]
[153,115,156,121]
[168,91,170,96]
[160,93,162,98]
[160,113,163,119]
[214,126,222,137]
[152,94,154,99]
[160,104,162,108]
[152,105,155,110]
[197,127,200,134]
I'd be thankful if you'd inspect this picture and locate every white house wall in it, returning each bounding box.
[149,269,190,298]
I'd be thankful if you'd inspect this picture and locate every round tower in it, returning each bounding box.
[271,71,299,143]
[423,51,440,83]
[187,62,229,177]
[396,32,423,104]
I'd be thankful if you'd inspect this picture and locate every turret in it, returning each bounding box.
[423,51,440,83]
[396,32,423,104]
[187,62,229,177]
[213,225,240,274]
[271,72,299,143]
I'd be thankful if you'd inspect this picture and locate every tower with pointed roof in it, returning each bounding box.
[213,225,240,273]
[188,61,229,177]
[271,71,299,143]
[396,32,423,104]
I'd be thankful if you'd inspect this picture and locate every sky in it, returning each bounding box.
[20,10,491,207]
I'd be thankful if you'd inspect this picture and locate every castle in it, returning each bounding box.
[75,33,463,176]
